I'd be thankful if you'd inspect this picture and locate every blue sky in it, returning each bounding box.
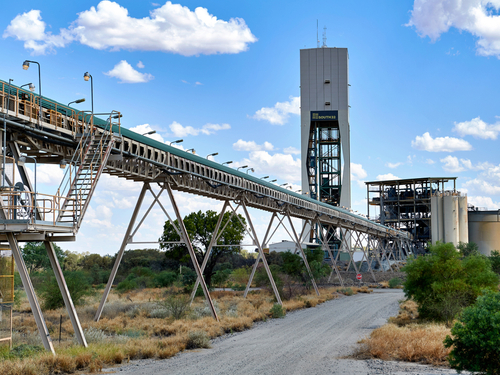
[2,0,500,255]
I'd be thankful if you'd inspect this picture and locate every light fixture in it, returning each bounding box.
[237,165,248,171]
[270,179,277,183]
[22,60,42,122]
[280,183,288,187]
[142,130,156,136]
[60,159,68,169]
[246,168,254,174]
[206,152,218,159]
[186,148,195,154]
[20,83,35,92]
[261,176,269,179]
[83,72,93,116]
[168,139,183,146]
[296,189,301,193]
[22,60,29,70]
[68,98,85,106]
[222,161,233,166]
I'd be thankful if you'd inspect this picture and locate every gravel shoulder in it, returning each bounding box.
[104,290,462,375]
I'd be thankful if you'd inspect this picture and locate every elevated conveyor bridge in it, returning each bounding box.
[0,79,412,353]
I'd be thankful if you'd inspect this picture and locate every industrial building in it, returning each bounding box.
[300,47,350,209]
[468,207,500,256]
[366,177,468,253]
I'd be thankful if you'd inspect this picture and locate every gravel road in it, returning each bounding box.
[105,290,462,375]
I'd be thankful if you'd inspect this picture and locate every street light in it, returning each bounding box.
[246,168,254,174]
[260,176,269,179]
[20,83,35,92]
[296,189,302,193]
[68,98,85,106]
[142,130,156,136]
[206,152,218,159]
[280,183,288,186]
[22,60,42,122]
[83,72,93,118]
[222,161,233,166]
[237,165,248,171]
[270,179,277,183]
[168,139,183,146]
[186,148,195,154]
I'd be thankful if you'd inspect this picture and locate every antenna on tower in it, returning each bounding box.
[322,26,327,47]
[317,20,320,48]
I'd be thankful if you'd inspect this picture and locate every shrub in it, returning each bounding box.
[39,270,91,310]
[269,303,285,318]
[339,287,354,296]
[161,294,191,319]
[444,291,500,374]
[489,250,500,274]
[403,242,498,324]
[186,331,211,349]
[388,277,402,288]
[9,344,44,359]
[154,271,178,288]
[230,267,251,284]
[212,269,232,289]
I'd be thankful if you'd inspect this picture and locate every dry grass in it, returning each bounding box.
[2,286,343,374]
[355,323,451,365]
[354,299,451,366]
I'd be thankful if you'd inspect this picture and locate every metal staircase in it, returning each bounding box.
[56,119,116,230]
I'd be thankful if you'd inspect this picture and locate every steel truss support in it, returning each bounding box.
[7,233,55,353]
[314,222,344,286]
[44,241,87,347]
[95,182,219,321]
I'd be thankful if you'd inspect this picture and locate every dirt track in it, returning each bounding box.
[104,290,461,375]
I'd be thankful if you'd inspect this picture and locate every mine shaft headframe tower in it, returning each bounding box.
[300,47,350,209]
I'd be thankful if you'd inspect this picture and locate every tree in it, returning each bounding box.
[159,210,246,287]
[39,270,91,310]
[444,291,500,374]
[21,242,65,274]
[457,241,479,258]
[403,242,498,324]
[489,250,500,274]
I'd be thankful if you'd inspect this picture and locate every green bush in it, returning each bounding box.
[161,294,191,319]
[403,242,498,324]
[186,331,211,349]
[269,303,285,318]
[154,271,178,288]
[212,269,231,288]
[339,287,353,296]
[489,250,500,274]
[388,277,402,288]
[444,291,500,374]
[39,270,91,310]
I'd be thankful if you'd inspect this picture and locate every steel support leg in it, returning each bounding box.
[287,214,319,296]
[45,241,87,347]
[95,183,148,321]
[165,183,219,321]
[7,233,55,353]
[241,203,282,305]
[190,200,229,303]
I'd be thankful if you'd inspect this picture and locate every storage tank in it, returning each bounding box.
[468,210,500,256]
[431,195,443,244]
[443,195,459,246]
[458,196,468,244]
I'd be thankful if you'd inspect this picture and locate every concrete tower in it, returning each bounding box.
[300,47,351,209]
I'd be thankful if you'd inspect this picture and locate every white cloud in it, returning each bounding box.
[351,162,367,188]
[407,0,500,57]
[385,162,403,169]
[440,155,465,173]
[2,10,72,54]
[467,196,500,209]
[36,164,65,185]
[105,60,154,83]
[129,124,165,143]
[376,173,400,181]
[426,159,435,164]
[411,132,473,152]
[4,2,257,56]
[136,61,145,68]
[169,121,230,137]
[283,146,300,155]
[195,81,203,85]
[237,151,301,182]
[462,163,500,196]
[252,96,300,125]
[453,116,500,139]
[233,139,274,152]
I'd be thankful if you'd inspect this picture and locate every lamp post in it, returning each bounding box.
[23,61,42,123]
[270,179,277,183]
[2,79,13,187]
[142,130,156,136]
[246,168,254,174]
[206,152,218,159]
[236,165,248,171]
[222,161,233,166]
[168,139,183,146]
[21,83,35,92]
[280,183,288,187]
[186,148,195,154]
[261,176,269,179]
[83,72,93,118]
[68,98,85,106]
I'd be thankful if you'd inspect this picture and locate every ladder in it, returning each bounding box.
[56,120,116,230]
